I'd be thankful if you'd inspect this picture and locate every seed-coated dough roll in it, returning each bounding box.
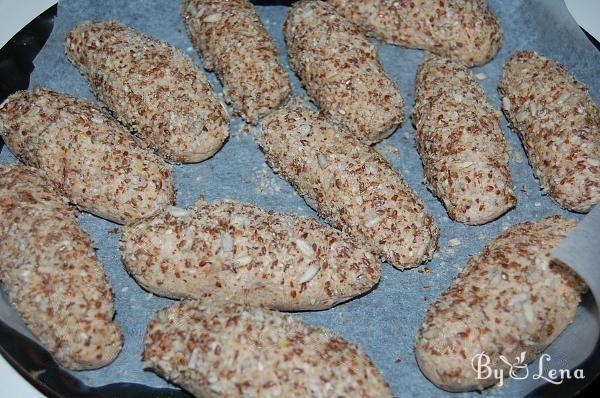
[499,51,600,213]
[0,164,123,370]
[65,21,229,163]
[414,215,585,391]
[329,0,502,67]
[182,0,291,124]
[0,88,175,224]
[259,98,438,269]
[120,200,380,311]
[412,57,516,225]
[142,300,394,398]
[284,0,404,144]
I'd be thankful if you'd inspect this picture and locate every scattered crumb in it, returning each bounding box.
[232,121,253,139]
[447,238,461,247]
[475,72,487,80]
[186,46,194,52]
[108,227,120,234]
[395,357,402,363]
[195,175,203,182]
[534,202,541,207]
[422,285,431,289]
[255,165,282,195]
[121,286,129,293]
[452,263,462,271]
[520,185,527,193]
[513,151,524,163]
[479,232,486,240]
[377,144,401,156]
[418,267,431,274]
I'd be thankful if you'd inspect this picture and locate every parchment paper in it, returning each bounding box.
[1,0,599,396]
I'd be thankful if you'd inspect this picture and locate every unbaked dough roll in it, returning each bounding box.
[120,200,380,311]
[0,88,175,224]
[182,0,291,124]
[259,98,439,269]
[329,0,502,67]
[413,57,516,224]
[0,164,123,370]
[499,51,600,213]
[415,215,585,391]
[142,300,394,397]
[65,21,229,163]
[284,0,404,144]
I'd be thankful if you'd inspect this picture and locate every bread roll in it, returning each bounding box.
[121,200,380,310]
[413,56,515,224]
[285,0,404,144]
[66,21,229,163]
[415,215,585,391]
[0,87,175,224]
[143,300,393,397]
[182,0,291,124]
[259,98,438,269]
[330,0,502,66]
[499,51,600,213]
[0,164,123,370]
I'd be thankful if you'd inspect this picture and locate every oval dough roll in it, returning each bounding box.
[142,300,393,397]
[329,0,502,67]
[259,98,438,269]
[0,164,123,370]
[182,0,291,124]
[413,57,515,224]
[285,0,404,144]
[65,21,229,163]
[0,88,175,224]
[499,50,600,213]
[414,215,585,391]
[120,200,380,311]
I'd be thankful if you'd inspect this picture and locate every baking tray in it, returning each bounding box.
[1,1,599,397]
